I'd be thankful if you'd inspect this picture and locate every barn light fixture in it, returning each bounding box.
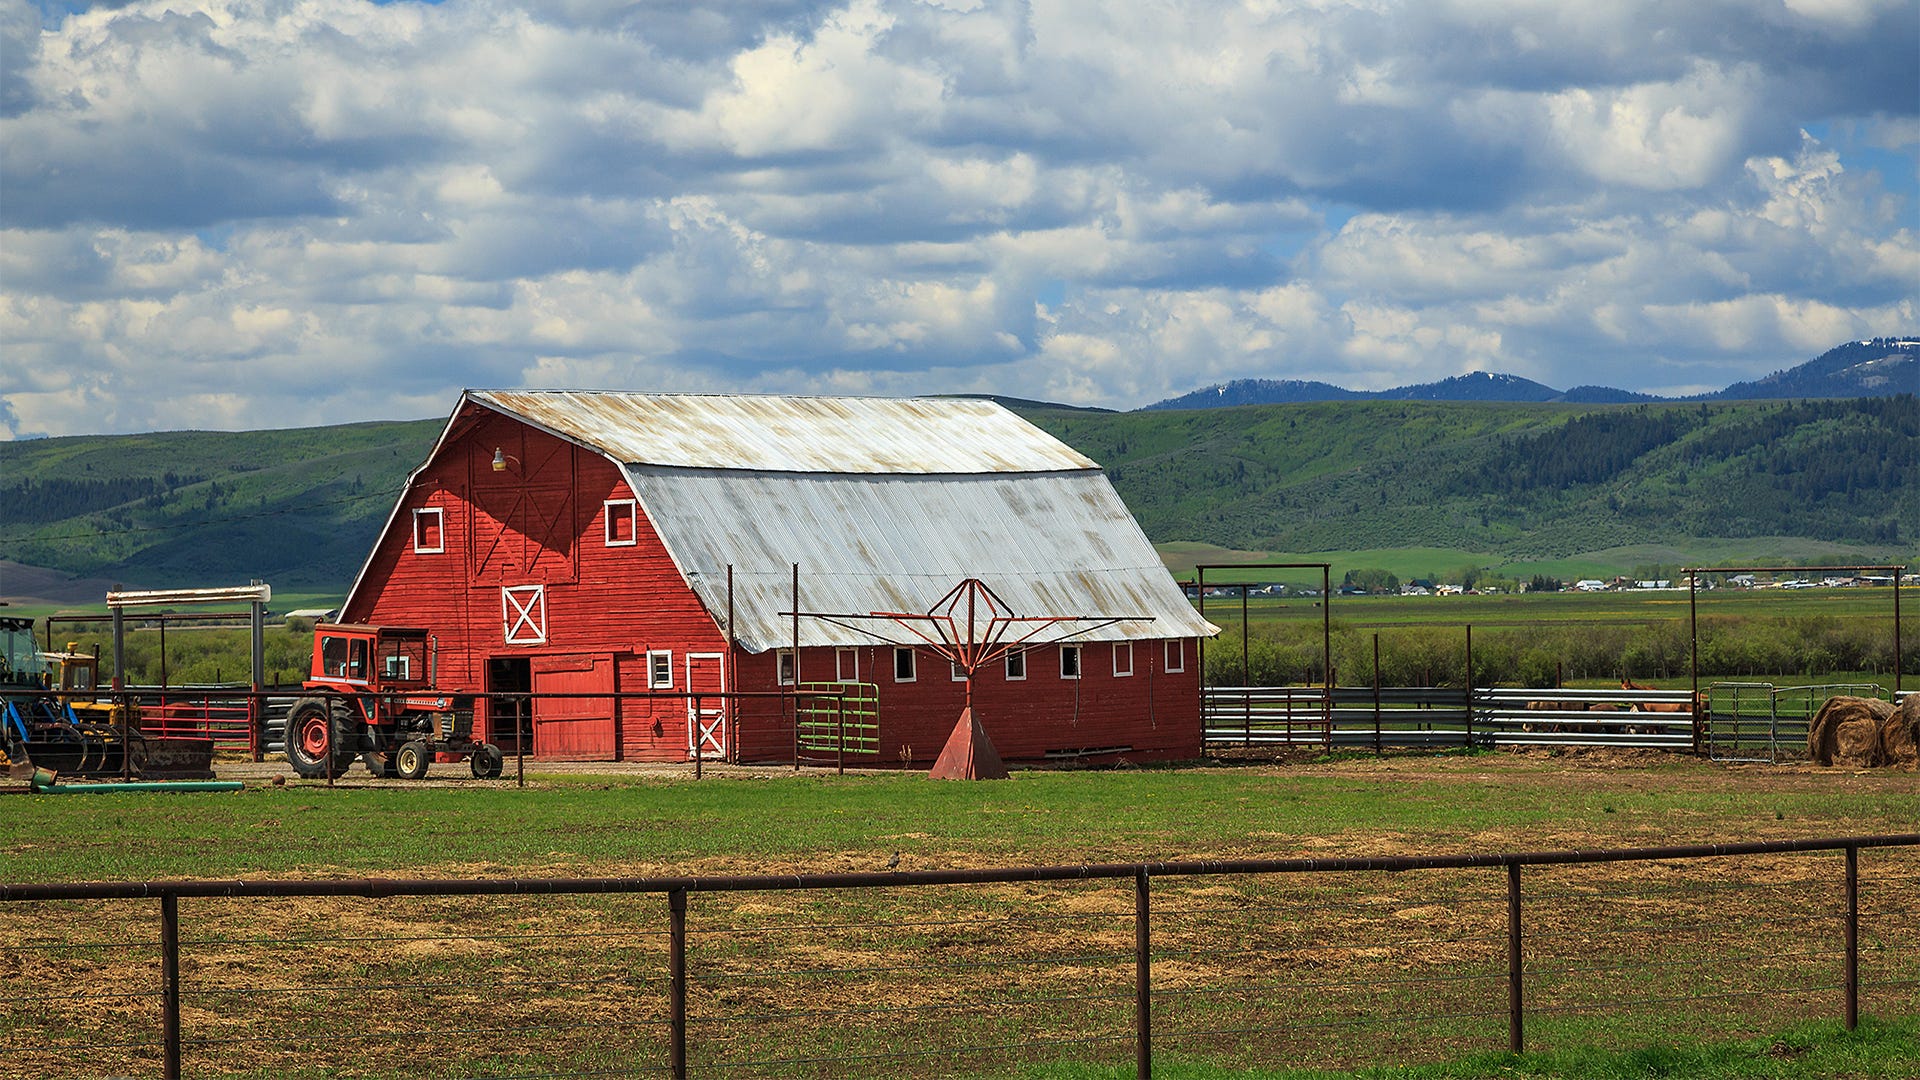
[491,448,518,473]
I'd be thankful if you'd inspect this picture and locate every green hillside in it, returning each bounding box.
[0,419,442,590]
[1,397,1913,601]
[1026,396,1917,559]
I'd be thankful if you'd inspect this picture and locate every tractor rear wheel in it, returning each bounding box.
[285,698,355,779]
[395,740,432,781]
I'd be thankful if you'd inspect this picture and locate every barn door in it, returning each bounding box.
[685,652,726,760]
[531,654,617,760]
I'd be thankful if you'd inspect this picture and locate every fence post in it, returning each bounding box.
[161,894,182,1080]
[1844,845,1858,1031]
[1135,867,1151,1080]
[670,887,688,1079]
[1506,863,1523,1054]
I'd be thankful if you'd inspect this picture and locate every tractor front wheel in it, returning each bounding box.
[470,743,505,779]
[285,698,355,779]
[395,740,432,781]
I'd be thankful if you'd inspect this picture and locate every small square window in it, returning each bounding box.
[1164,640,1185,673]
[412,507,444,554]
[836,647,859,682]
[951,660,967,682]
[649,650,673,690]
[604,499,637,547]
[382,654,411,680]
[1005,649,1027,681]
[1113,641,1134,677]
[1059,644,1081,680]
[776,649,796,686]
[893,647,916,683]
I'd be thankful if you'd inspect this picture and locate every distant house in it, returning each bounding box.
[1574,580,1608,592]
[284,608,339,623]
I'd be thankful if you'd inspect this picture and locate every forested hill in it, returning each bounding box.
[1024,396,1917,558]
[0,397,1913,594]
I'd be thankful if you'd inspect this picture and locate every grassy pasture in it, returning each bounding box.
[2,756,1916,1078]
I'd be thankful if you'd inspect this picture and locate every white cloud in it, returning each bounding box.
[0,0,1915,440]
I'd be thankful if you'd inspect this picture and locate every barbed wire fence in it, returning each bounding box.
[3,836,1915,1079]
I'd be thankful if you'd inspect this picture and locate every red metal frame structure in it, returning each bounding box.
[790,577,1146,714]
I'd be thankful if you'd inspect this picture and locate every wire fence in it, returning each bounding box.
[3,835,1915,1079]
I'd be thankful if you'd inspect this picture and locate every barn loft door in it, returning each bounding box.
[531,654,617,760]
[469,440,577,583]
[685,652,726,760]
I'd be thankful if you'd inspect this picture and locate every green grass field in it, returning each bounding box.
[3,757,1915,1078]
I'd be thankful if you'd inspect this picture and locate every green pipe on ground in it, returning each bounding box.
[30,777,244,794]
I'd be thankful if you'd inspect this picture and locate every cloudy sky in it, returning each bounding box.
[2,0,1915,438]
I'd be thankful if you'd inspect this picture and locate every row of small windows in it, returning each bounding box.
[415,501,638,553]
[777,641,1184,684]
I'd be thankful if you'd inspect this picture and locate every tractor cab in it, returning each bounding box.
[307,624,432,691]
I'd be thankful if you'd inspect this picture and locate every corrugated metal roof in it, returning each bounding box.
[469,390,1098,474]
[624,467,1219,651]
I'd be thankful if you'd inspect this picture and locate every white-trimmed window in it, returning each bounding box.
[412,507,444,554]
[1059,644,1082,680]
[648,650,673,689]
[502,585,547,645]
[951,660,968,682]
[836,647,859,682]
[776,649,796,686]
[1113,641,1134,677]
[1005,648,1027,681]
[893,647,916,683]
[604,499,638,547]
[1164,639,1185,673]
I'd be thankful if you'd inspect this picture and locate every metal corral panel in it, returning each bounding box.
[624,466,1219,651]
[469,391,1098,475]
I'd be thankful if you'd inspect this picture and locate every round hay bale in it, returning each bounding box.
[1833,718,1884,768]
[1880,696,1920,769]
[1808,696,1895,766]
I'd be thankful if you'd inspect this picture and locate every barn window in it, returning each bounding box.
[893,647,916,683]
[648,650,673,689]
[1164,640,1185,673]
[1059,644,1081,680]
[1005,649,1027,681]
[836,648,858,682]
[1113,641,1134,677]
[412,507,444,554]
[604,500,637,547]
[502,585,547,645]
[776,649,796,686]
[950,660,967,682]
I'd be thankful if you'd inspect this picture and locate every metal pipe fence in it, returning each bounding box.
[3,835,1914,1079]
[1204,682,1901,756]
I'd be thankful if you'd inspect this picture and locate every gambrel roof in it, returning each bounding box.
[357,390,1217,652]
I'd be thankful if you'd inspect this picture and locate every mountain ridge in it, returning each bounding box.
[1146,338,1918,410]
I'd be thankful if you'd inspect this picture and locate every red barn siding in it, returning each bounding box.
[345,402,1203,766]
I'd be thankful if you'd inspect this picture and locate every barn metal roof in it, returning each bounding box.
[622,467,1219,651]
[468,390,1098,474]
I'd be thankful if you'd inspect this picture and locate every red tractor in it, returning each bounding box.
[285,624,503,780]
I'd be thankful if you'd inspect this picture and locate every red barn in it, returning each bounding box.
[340,391,1217,766]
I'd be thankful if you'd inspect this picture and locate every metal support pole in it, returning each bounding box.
[1465,625,1474,747]
[517,695,526,789]
[1844,845,1859,1031]
[1373,634,1382,754]
[161,894,182,1080]
[251,585,266,763]
[1135,868,1151,1080]
[669,888,688,1079]
[1507,863,1523,1054]
[792,563,801,772]
[693,695,703,781]
[1240,584,1249,688]
[727,565,737,765]
[1689,572,1701,753]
